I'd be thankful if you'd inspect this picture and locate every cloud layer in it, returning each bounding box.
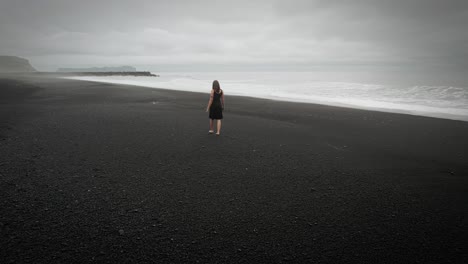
[1,0,467,71]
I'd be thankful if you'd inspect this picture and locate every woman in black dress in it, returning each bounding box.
[206,80,224,135]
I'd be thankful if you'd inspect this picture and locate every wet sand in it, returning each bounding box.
[1,75,467,263]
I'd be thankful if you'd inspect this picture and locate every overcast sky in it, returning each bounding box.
[1,0,467,72]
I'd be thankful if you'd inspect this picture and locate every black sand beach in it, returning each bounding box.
[1,75,467,263]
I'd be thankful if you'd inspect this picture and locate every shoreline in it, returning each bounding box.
[1,75,467,263]
[64,75,468,123]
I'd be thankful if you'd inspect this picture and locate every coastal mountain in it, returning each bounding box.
[57,66,137,72]
[0,56,37,73]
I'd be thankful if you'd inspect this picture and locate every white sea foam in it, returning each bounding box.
[66,72,468,122]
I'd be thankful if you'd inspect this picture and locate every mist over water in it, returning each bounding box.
[68,71,468,121]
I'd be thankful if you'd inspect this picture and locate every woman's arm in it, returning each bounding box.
[206,90,214,112]
[221,92,225,110]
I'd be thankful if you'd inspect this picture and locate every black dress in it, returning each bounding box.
[209,91,223,120]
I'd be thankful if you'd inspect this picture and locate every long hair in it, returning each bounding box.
[212,80,221,94]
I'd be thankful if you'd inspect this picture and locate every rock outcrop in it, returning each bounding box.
[57,66,137,72]
[68,71,159,77]
[0,56,37,73]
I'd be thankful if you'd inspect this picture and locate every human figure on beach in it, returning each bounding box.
[206,80,224,135]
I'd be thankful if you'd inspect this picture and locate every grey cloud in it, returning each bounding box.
[0,0,467,72]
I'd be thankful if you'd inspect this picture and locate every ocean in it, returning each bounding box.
[67,71,468,122]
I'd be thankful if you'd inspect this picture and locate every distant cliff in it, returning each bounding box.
[57,66,137,73]
[67,71,159,77]
[0,56,37,73]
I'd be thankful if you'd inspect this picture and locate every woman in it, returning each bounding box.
[206,80,224,135]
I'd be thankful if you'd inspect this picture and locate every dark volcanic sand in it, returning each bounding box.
[1,75,467,263]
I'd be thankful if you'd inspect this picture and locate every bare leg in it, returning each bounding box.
[216,120,222,135]
[209,119,214,133]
